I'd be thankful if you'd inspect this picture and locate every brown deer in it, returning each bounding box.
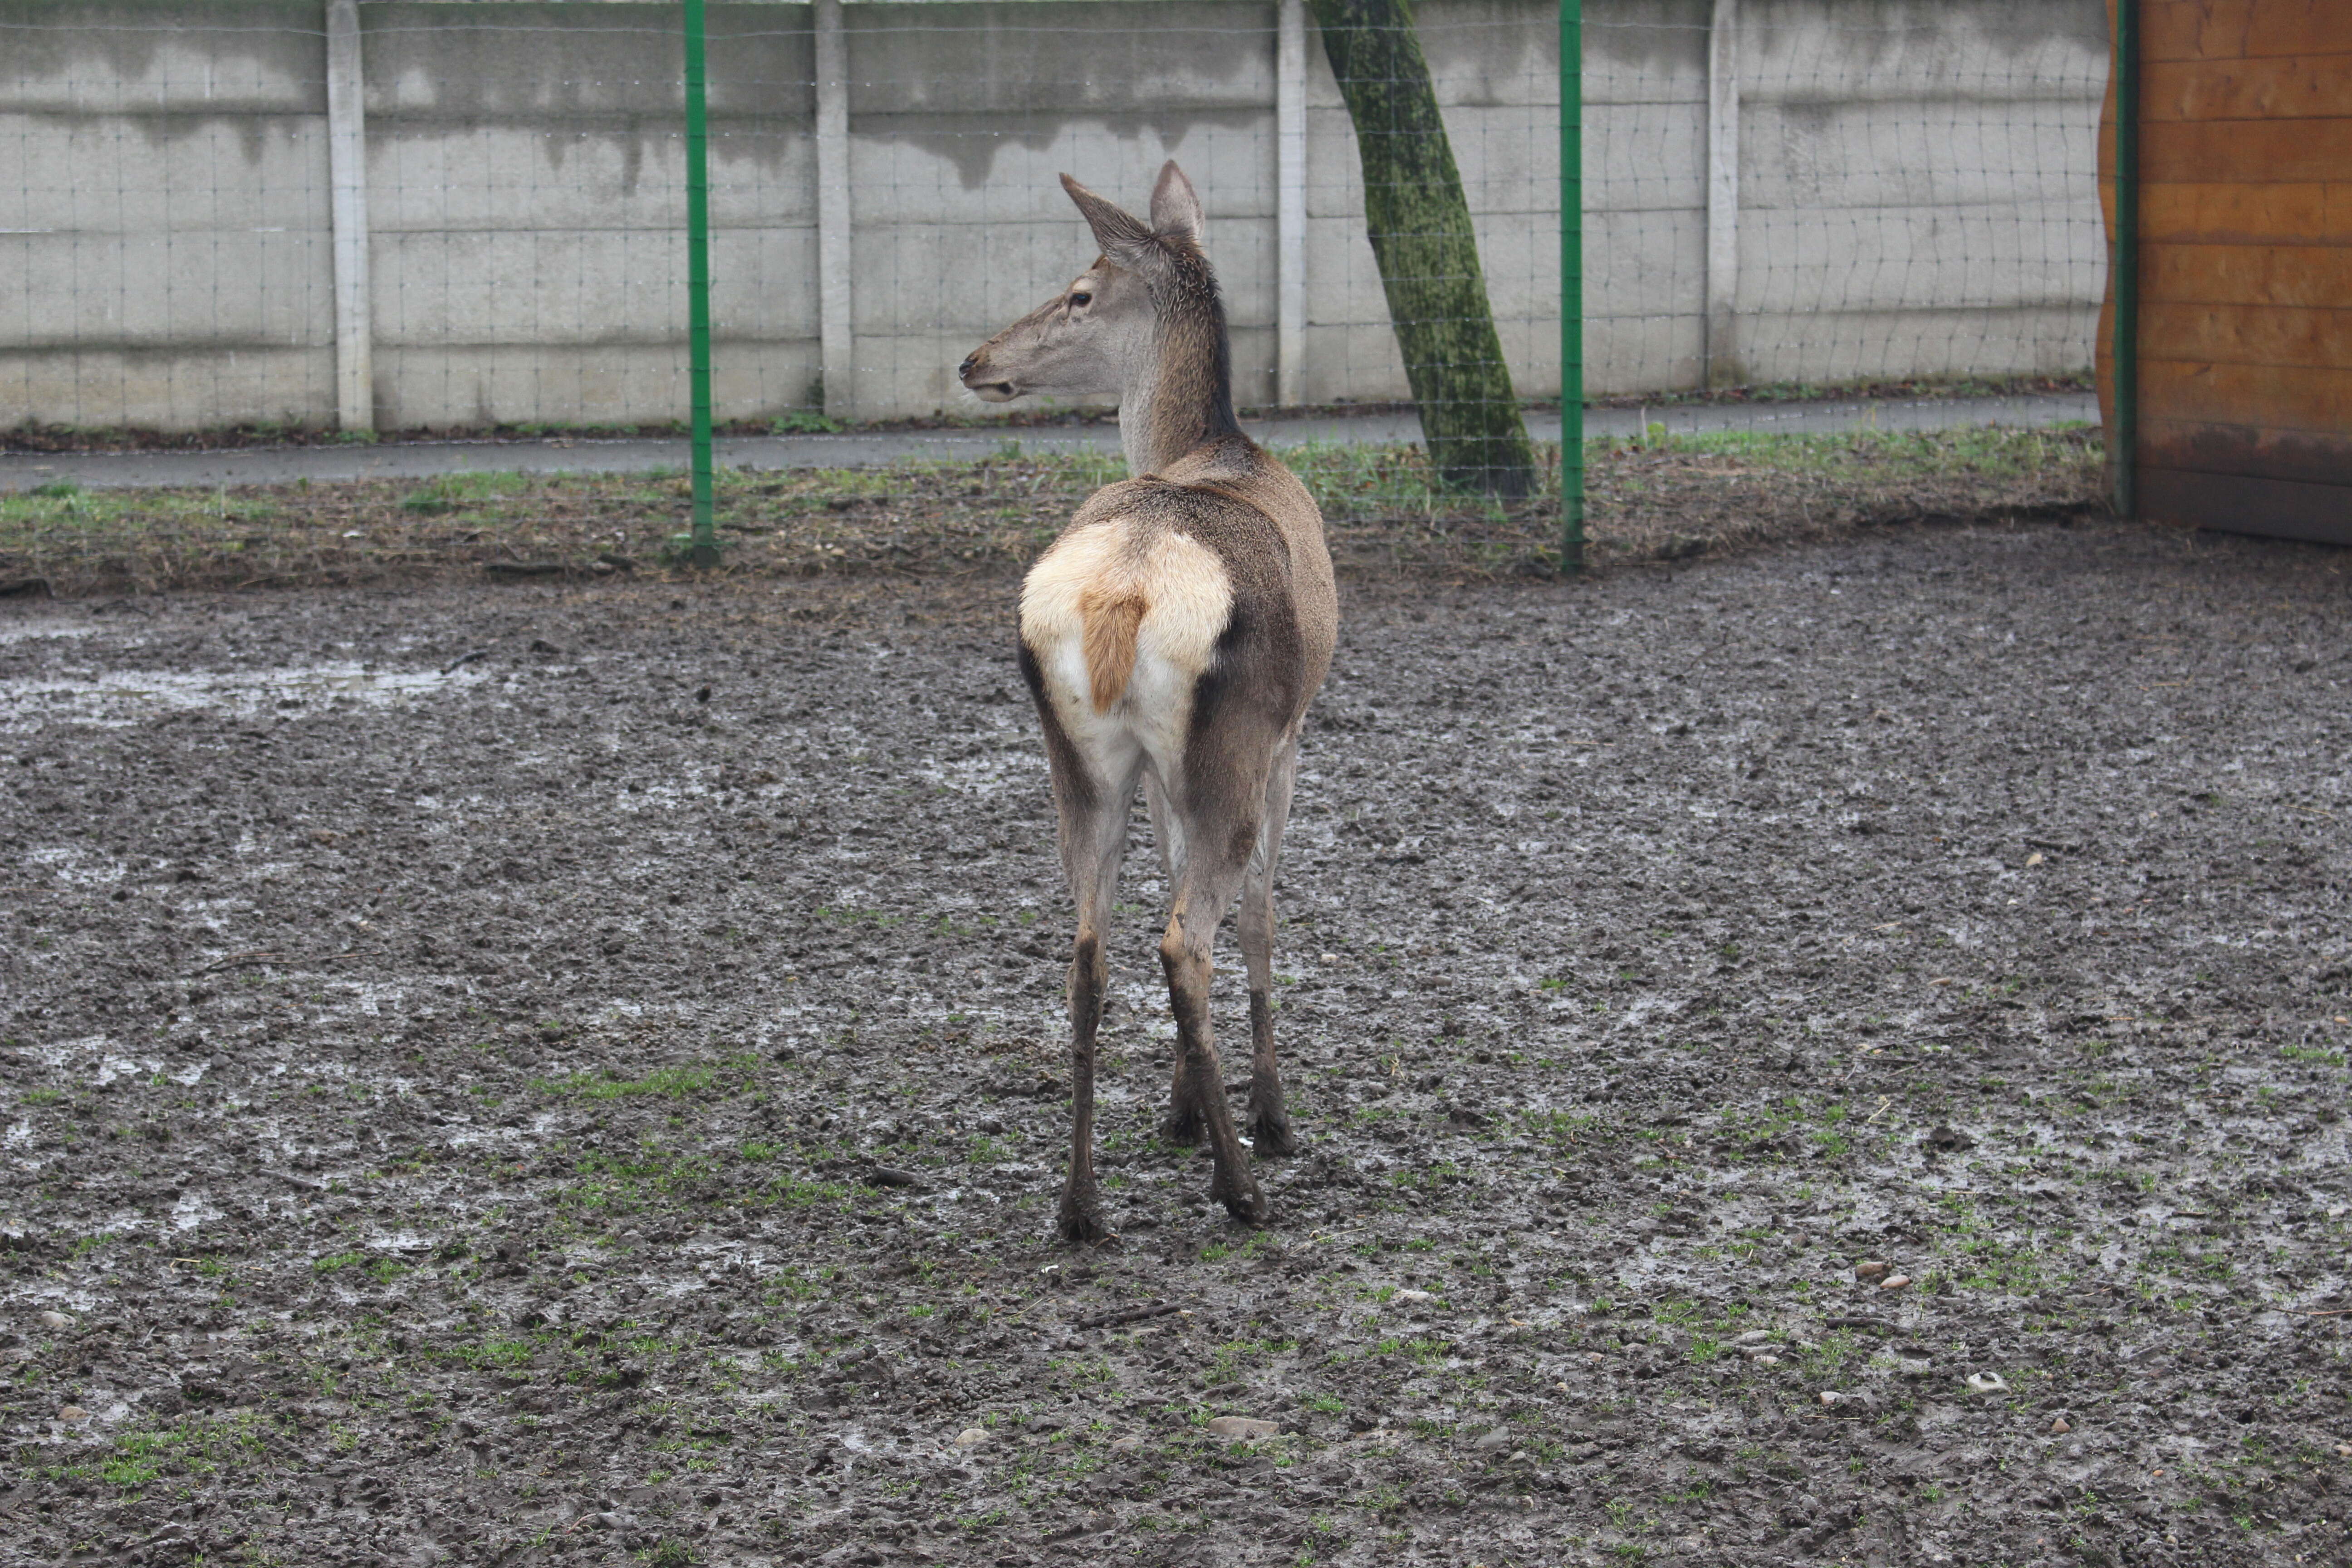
[960,163,1338,1242]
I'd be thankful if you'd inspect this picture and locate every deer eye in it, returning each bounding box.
[1069,291,1092,307]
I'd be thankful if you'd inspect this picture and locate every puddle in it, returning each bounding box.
[95,1054,159,1087]
[171,1192,225,1233]
[0,662,490,730]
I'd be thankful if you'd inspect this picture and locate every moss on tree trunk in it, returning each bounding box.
[1309,0,1537,497]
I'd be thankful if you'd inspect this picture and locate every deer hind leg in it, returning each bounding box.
[1159,796,1271,1225]
[1052,752,1140,1247]
[1238,730,1302,1156]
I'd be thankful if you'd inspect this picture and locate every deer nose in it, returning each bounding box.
[957,353,979,382]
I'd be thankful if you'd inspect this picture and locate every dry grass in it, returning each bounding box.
[0,426,2106,598]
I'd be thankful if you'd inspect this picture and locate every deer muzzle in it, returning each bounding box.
[958,349,1018,402]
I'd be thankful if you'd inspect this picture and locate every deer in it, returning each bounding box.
[958,162,1338,1244]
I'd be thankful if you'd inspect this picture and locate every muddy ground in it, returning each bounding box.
[3,519,2348,1568]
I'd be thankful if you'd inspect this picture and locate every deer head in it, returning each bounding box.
[959,164,1228,474]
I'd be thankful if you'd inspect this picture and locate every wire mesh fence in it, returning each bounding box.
[0,0,2114,580]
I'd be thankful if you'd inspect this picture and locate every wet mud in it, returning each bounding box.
[3,520,2349,1567]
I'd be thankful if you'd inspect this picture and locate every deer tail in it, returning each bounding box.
[1078,586,1147,710]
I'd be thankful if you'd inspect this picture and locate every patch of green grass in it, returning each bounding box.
[557,1144,722,1213]
[397,470,529,516]
[764,1173,851,1210]
[543,1060,744,1101]
[456,1337,536,1369]
[52,1412,274,1492]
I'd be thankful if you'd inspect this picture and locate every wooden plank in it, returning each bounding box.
[2144,117,2352,183]
[2143,300,2352,372]
[2244,0,2352,62]
[2139,466,2352,546]
[2143,415,2352,487]
[2143,1,2352,64]
[2141,357,2352,437]
[2142,1,2250,63]
[2141,181,2352,246]
[2144,54,2352,122]
[2145,243,2352,311]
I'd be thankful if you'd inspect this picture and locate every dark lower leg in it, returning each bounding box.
[1161,1053,1205,1144]
[1245,989,1295,1156]
[1057,931,1108,1244]
[1161,928,1263,1223]
[1236,881,1293,1156]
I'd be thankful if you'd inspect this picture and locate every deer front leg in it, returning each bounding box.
[1160,892,1263,1225]
[1238,737,1300,1156]
[1161,1048,1206,1145]
[1147,774,1209,1146]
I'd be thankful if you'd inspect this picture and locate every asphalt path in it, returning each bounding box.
[0,392,2097,493]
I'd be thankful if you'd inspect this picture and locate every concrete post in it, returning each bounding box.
[324,0,373,432]
[1704,0,1739,389]
[1275,0,1308,409]
[815,0,854,421]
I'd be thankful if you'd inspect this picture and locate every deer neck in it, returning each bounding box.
[1118,288,1241,476]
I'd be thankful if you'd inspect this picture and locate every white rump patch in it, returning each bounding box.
[1020,519,1232,787]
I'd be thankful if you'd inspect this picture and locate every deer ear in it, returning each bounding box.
[1061,173,1157,271]
[1148,161,1204,249]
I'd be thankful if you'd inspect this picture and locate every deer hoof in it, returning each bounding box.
[1056,1193,1110,1246]
[1211,1169,1268,1225]
[1248,1112,1297,1157]
[1159,1108,1205,1146]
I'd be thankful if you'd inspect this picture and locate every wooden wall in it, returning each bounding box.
[2099,0,2352,544]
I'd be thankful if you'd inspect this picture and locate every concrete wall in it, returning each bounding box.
[0,3,337,428]
[0,0,2110,431]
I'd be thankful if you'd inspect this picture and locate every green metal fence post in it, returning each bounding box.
[684,0,719,567]
[2112,0,2139,521]
[1559,0,1584,573]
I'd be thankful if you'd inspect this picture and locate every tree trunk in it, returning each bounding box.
[1308,0,1537,497]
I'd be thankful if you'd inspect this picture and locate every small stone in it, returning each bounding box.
[1392,1289,1435,1304]
[37,1310,73,1330]
[1318,952,1340,963]
[1879,1274,1911,1291]
[1751,1354,1782,1367]
[58,1405,88,1422]
[1854,1261,1889,1280]
[953,1427,990,1449]
[1205,1416,1279,1441]
[2050,1416,2072,1435]
[2025,852,2045,867]
[1817,1391,1842,1407]
[1472,1426,1513,1451]
[1965,1372,2008,1393]
[1108,1436,1142,1453]
[1733,1329,1774,1346]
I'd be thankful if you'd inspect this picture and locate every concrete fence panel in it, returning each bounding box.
[0,0,2109,432]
